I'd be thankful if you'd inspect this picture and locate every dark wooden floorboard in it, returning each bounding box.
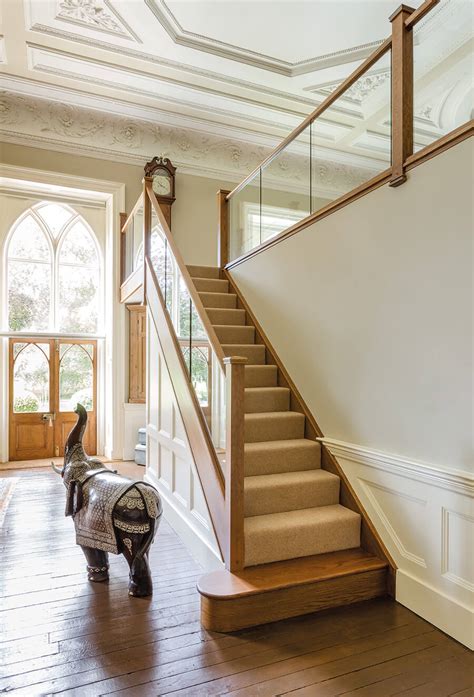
[0,467,471,697]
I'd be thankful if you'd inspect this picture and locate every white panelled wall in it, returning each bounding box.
[145,310,223,570]
[322,439,474,649]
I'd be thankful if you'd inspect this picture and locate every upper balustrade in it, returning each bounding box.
[219,0,473,268]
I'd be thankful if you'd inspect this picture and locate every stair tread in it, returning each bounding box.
[198,547,387,599]
[245,438,319,456]
[245,386,289,394]
[245,411,304,421]
[245,469,338,488]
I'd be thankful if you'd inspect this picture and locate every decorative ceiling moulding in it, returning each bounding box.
[0,91,376,197]
[306,69,391,105]
[145,0,385,77]
[1,75,379,173]
[56,0,141,42]
[27,24,319,111]
[26,44,312,133]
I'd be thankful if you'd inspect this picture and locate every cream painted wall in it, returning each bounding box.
[0,142,233,266]
[230,139,473,473]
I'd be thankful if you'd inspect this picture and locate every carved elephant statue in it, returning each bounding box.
[52,404,162,597]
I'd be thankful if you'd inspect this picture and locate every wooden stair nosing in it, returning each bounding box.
[198,548,388,599]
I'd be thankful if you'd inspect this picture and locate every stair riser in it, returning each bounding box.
[244,443,321,475]
[187,265,220,279]
[200,292,237,309]
[245,388,290,413]
[245,415,305,442]
[207,308,246,326]
[245,514,361,566]
[244,478,340,517]
[223,345,266,365]
[244,366,278,387]
[200,568,388,632]
[214,325,255,344]
[193,278,229,293]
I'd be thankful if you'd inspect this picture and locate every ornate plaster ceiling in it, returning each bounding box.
[0,0,472,184]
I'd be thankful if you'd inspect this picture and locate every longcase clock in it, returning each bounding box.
[144,156,176,229]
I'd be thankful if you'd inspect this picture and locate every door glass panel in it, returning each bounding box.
[59,344,94,411]
[13,343,50,413]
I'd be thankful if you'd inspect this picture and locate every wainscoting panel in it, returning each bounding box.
[145,312,223,571]
[321,438,474,649]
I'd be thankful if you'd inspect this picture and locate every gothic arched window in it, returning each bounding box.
[6,202,101,334]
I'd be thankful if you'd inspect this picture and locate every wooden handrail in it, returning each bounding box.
[226,38,392,202]
[145,258,227,560]
[404,0,440,29]
[121,191,143,233]
[145,180,227,371]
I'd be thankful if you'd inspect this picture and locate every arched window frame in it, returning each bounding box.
[4,201,103,335]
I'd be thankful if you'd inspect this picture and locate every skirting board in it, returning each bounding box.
[397,569,474,649]
[145,470,224,573]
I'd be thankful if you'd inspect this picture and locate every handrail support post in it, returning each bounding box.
[389,4,415,187]
[224,356,247,572]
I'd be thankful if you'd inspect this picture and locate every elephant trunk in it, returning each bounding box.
[65,403,88,464]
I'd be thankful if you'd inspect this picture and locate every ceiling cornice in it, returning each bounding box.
[145,0,385,77]
[0,91,377,197]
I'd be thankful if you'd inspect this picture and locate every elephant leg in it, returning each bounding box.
[80,545,109,583]
[116,525,155,598]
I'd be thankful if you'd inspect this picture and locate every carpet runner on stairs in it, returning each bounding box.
[187,264,362,568]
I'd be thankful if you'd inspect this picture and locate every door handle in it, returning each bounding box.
[42,413,56,427]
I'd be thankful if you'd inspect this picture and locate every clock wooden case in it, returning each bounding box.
[144,156,176,228]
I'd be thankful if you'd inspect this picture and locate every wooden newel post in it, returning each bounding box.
[217,190,231,269]
[389,4,415,187]
[224,355,247,572]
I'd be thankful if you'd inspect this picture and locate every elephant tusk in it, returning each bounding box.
[51,462,63,475]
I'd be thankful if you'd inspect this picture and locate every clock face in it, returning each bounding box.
[152,173,171,196]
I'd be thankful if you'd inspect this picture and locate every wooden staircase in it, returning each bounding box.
[187,264,393,631]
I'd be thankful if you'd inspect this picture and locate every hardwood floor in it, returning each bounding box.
[1,467,472,696]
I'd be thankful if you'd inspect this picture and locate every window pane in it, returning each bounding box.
[8,260,51,331]
[60,221,99,266]
[9,216,50,260]
[59,344,94,411]
[13,343,50,413]
[36,203,74,238]
[58,266,99,333]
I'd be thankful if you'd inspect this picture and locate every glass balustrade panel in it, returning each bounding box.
[311,49,392,213]
[260,123,311,243]
[228,170,261,261]
[147,205,226,455]
[413,0,473,151]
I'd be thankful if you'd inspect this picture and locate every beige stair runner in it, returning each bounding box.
[188,264,361,568]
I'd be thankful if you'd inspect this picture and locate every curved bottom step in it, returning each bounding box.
[198,548,388,632]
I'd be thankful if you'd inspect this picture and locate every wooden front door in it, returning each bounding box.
[9,338,97,461]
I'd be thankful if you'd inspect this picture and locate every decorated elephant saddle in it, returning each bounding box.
[63,452,161,554]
